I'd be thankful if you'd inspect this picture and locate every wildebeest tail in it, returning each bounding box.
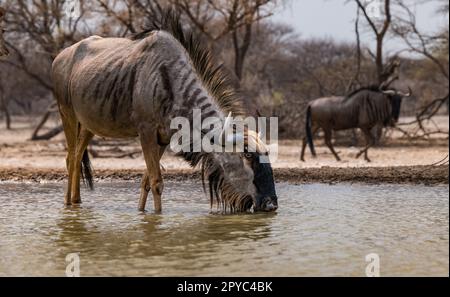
[81,150,94,190]
[306,105,316,157]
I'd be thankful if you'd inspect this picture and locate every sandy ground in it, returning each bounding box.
[0,116,448,184]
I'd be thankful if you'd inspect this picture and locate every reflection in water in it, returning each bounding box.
[0,182,448,276]
[53,206,275,275]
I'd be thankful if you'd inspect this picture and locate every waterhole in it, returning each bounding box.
[0,182,448,276]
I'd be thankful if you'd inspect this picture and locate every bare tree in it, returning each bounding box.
[393,1,448,81]
[94,0,285,82]
[1,0,88,82]
[93,0,167,36]
[173,0,282,81]
[0,0,89,138]
[355,0,392,84]
[4,0,88,57]
[348,5,363,91]
[391,0,449,139]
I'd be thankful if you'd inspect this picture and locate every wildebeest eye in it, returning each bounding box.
[243,153,253,159]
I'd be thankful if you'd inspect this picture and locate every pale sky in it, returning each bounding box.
[272,0,449,55]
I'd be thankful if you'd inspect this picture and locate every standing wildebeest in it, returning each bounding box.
[52,11,278,213]
[300,86,411,162]
[0,7,9,57]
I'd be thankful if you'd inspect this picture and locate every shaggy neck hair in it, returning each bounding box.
[344,85,382,101]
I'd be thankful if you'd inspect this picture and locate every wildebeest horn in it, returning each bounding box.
[219,112,245,146]
[382,87,412,97]
[219,112,232,146]
[397,87,413,97]
[382,89,397,95]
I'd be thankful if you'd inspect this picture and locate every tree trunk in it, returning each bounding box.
[0,94,11,130]
[4,107,11,130]
[376,35,384,84]
[233,23,253,81]
[31,125,64,141]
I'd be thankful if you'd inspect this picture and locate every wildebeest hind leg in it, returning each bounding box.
[71,126,94,204]
[324,129,341,161]
[139,146,166,211]
[300,127,319,161]
[300,136,308,162]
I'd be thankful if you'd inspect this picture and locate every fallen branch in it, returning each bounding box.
[394,93,449,140]
[90,148,142,159]
[30,102,62,141]
[30,125,64,141]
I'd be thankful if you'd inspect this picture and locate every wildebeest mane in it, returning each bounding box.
[132,9,244,116]
[344,85,381,101]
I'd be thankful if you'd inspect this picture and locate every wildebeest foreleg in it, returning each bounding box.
[356,128,374,162]
[324,129,341,161]
[139,130,165,213]
[59,107,77,205]
[138,146,166,211]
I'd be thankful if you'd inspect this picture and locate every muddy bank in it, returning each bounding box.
[0,165,448,185]
[275,165,449,185]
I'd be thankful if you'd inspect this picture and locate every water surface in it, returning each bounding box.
[0,182,448,276]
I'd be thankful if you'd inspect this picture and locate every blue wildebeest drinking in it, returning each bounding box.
[300,86,411,162]
[0,7,9,57]
[52,11,278,213]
